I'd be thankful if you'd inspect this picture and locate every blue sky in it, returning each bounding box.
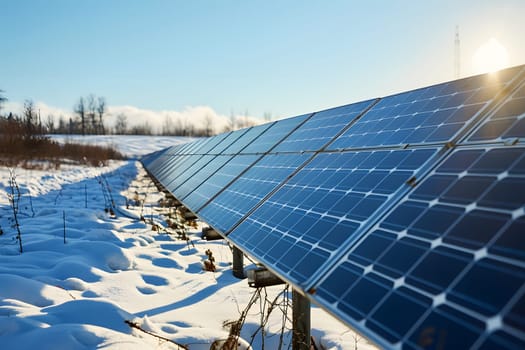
[1,0,524,129]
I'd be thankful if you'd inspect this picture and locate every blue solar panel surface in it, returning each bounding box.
[272,99,376,152]
[141,65,525,349]
[197,153,311,233]
[163,154,215,192]
[315,145,525,349]
[329,66,524,150]
[227,148,439,287]
[174,155,234,200]
[468,80,525,143]
[221,123,274,155]
[191,131,231,154]
[182,154,261,210]
[242,114,311,154]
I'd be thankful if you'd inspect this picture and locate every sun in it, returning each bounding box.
[472,38,510,74]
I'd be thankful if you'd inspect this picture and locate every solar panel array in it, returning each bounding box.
[142,65,525,349]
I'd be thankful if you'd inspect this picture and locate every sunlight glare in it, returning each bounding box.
[473,38,510,74]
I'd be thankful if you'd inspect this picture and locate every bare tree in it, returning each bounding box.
[130,122,152,135]
[173,118,183,135]
[184,119,195,136]
[45,115,55,133]
[228,109,236,131]
[74,97,86,135]
[162,114,173,135]
[87,94,97,134]
[58,116,67,134]
[97,96,106,134]
[37,109,43,134]
[240,109,250,129]
[203,114,213,137]
[115,113,128,134]
[0,89,7,115]
[23,99,36,135]
[68,117,75,134]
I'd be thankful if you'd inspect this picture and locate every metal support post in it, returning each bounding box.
[292,289,311,350]
[232,245,245,279]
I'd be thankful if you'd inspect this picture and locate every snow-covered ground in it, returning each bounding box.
[50,134,197,159]
[0,136,376,349]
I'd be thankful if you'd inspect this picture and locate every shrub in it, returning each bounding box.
[0,117,124,167]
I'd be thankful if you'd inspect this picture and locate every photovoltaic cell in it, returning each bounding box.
[221,123,274,155]
[314,145,525,348]
[468,80,525,143]
[163,140,193,155]
[153,154,193,185]
[208,128,250,154]
[478,330,525,350]
[191,131,231,154]
[227,148,438,287]
[272,100,375,152]
[152,134,235,188]
[329,66,524,150]
[146,150,185,176]
[162,155,215,192]
[141,148,170,169]
[174,155,234,200]
[181,154,261,210]
[197,153,311,233]
[241,114,311,154]
[147,139,211,181]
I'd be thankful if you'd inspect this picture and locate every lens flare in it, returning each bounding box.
[473,38,510,74]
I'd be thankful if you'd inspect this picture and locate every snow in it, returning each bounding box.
[50,134,197,158]
[0,136,377,349]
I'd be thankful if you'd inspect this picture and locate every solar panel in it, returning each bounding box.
[197,153,311,233]
[150,135,233,188]
[190,131,231,154]
[221,123,274,155]
[181,154,261,210]
[141,64,525,350]
[172,155,234,200]
[209,128,252,154]
[162,155,215,192]
[468,79,525,143]
[227,148,439,287]
[314,145,525,348]
[141,147,170,169]
[152,154,192,185]
[146,139,204,175]
[163,141,194,155]
[241,114,311,154]
[147,149,187,177]
[159,130,248,191]
[272,99,376,152]
[329,65,524,150]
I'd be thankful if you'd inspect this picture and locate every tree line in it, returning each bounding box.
[0,91,113,135]
[0,90,124,167]
[0,91,158,135]
[0,90,261,136]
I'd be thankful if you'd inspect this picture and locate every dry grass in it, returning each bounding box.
[0,119,124,168]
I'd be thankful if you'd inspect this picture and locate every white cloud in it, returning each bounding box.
[3,101,71,121]
[3,101,24,115]
[2,101,263,134]
[107,105,228,134]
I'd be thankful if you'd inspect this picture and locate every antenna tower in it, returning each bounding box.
[454,25,460,78]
